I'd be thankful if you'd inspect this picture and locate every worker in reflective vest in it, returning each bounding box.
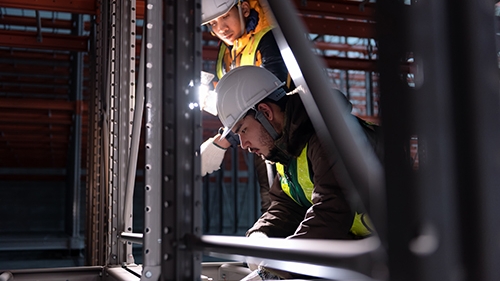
[201,0,294,214]
[202,0,292,85]
[214,66,381,280]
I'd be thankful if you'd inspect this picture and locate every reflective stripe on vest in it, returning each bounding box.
[276,143,313,207]
[275,143,373,236]
[216,26,273,79]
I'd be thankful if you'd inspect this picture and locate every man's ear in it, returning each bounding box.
[256,103,273,121]
[240,1,251,18]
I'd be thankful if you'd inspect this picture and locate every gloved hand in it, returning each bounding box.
[246,232,268,271]
[200,137,227,176]
[240,266,282,281]
[217,127,240,148]
[224,130,240,148]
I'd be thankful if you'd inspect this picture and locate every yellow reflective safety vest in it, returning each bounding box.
[275,143,373,237]
[216,26,273,79]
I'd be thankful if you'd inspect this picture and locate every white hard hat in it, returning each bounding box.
[202,0,238,25]
[215,66,285,138]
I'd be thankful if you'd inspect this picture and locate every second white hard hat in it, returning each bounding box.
[202,0,239,25]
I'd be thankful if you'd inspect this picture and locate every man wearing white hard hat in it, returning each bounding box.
[214,65,382,280]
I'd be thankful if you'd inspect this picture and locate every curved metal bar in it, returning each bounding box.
[187,234,384,279]
[194,235,380,260]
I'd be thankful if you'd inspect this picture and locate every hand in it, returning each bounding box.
[200,136,227,176]
[240,267,282,281]
[212,134,232,150]
[239,269,261,281]
[224,130,241,148]
[245,232,268,271]
[217,127,240,148]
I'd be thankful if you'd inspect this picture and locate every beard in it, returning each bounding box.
[259,124,289,165]
[265,146,281,163]
[258,124,276,160]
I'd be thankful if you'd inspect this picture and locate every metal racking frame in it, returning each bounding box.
[4,0,500,280]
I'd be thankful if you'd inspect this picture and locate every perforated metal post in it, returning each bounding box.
[143,0,202,279]
[142,0,163,280]
[86,0,110,266]
[107,0,136,266]
[162,0,203,279]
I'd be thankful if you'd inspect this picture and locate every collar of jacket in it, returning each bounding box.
[229,0,273,58]
[268,94,315,165]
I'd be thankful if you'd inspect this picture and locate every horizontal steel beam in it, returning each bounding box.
[304,16,376,38]
[5,267,103,281]
[0,15,73,30]
[201,44,378,71]
[292,0,376,20]
[0,135,69,143]
[0,77,69,87]
[314,41,376,54]
[135,0,376,21]
[0,124,69,132]
[0,97,79,110]
[1,0,96,15]
[0,86,70,95]
[0,30,88,52]
[7,68,90,80]
[324,56,377,71]
[0,49,70,60]
[0,112,73,125]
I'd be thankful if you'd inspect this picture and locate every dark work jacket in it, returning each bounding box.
[246,94,382,239]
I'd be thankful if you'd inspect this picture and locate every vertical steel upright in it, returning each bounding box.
[143,0,202,280]
[86,0,110,266]
[377,0,500,281]
[107,0,137,266]
[162,0,203,278]
[375,0,418,279]
[67,13,85,250]
[142,0,163,279]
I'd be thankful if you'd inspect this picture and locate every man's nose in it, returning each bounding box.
[215,22,227,34]
[238,135,248,150]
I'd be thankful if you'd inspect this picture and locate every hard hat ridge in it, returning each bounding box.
[201,0,240,25]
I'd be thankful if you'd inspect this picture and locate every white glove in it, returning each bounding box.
[246,232,268,271]
[200,137,227,176]
[240,269,262,281]
[240,267,282,281]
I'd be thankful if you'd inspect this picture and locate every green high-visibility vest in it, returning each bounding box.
[275,143,373,237]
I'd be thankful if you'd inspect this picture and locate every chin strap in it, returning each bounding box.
[254,110,279,140]
[237,0,245,37]
[252,88,286,141]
